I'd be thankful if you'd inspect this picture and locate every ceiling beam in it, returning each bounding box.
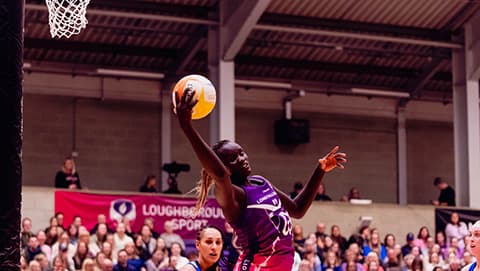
[253,24,462,49]
[220,0,271,60]
[235,55,417,77]
[25,4,217,26]
[260,13,451,41]
[25,4,462,48]
[245,37,451,59]
[25,38,178,58]
[91,0,213,19]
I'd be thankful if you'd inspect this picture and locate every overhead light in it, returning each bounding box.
[23,62,32,69]
[96,68,165,80]
[351,88,410,98]
[235,79,292,89]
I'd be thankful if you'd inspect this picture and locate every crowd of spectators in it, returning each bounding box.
[20,212,194,271]
[291,214,474,271]
[19,209,475,271]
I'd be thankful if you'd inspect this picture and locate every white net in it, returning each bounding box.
[45,0,91,38]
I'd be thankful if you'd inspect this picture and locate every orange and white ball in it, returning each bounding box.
[172,74,217,120]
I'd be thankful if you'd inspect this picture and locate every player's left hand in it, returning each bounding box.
[319,146,347,172]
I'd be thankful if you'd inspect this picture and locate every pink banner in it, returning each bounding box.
[55,191,225,239]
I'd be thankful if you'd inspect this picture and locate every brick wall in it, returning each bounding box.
[23,93,454,204]
[23,95,161,191]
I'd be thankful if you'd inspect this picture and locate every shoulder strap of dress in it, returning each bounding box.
[469,262,477,271]
[188,260,201,271]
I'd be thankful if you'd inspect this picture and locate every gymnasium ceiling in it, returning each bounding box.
[23,0,480,103]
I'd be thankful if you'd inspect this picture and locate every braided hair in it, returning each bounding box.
[193,140,231,214]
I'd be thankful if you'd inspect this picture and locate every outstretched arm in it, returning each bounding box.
[175,87,243,221]
[274,146,346,218]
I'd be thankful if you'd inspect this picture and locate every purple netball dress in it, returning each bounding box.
[230,175,294,271]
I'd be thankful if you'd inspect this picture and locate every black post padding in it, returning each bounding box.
[0,0,24,269]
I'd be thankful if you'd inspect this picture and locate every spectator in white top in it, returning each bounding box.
[159,220,185,250]
[170,242,189,269]
[113,222,134,256]
[445,212,469,250]
[51,232,76,263]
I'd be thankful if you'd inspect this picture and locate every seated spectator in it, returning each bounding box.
[461,251,473,268]
[163,177,182,194]
[290,182,304,199]
[55,241,76,271]
[36,230,52,261]
[90,223,109,256]
[447,237,464,259]
[55,157,82,189]
[315,183,332,201]
[51,232,76,264]
[81,258,96,271]
[114,222,134,256]
[103,258,115,271]
[303,239,322,271]
[413,226,430,250]
[52,255,69,271]
[293,224,306,256]
[145,249,169,271]
[424,252,444,271]
[73,241,94,270]
[363,252,384,271]
[331,225,348,253]
[21,217,34,248]
[90,214,114,235]
[323,251,341,271]
[124,242,146,271]
[101,241,116,264]
[155,237,167,254]
[20,255,28,271]
[410,257,423,271]
[115,249,137,271]
[170,242,189,269]
[421,236,435,257]
[364,232,387,261]
[435,231,448,257]
[45,217,59,246]
[383,234,396,252]
[383,248,400,270]
[144,218,160,239]
[341,249,364,271]
[350,242,365,265]
[72,215,83,229]
[409,246,421,260]
[316,223,328,240]
[55,212,66,231]
[140,175,158,193]
[95,252,108,270]
[139,225,157,260]
[165,255,179,271]
[445,212,469,250]
[67,224,79,246]
[122,217,135,238]
[33,253,50,271]
[24,235,42,263]
[348,187,361,201]
[159,221,185,250]
[401,233,415,256]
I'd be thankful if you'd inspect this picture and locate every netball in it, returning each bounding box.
[172,74,217,120]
